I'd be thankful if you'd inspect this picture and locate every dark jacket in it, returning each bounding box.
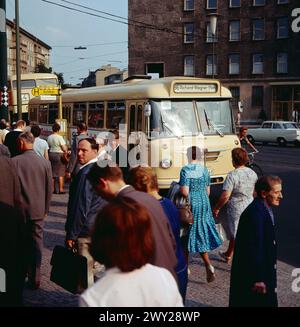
[117,186,178,279]
[4,130,22,157]
[0,203,26,307]
[0,157,22,208]
[229,197,278,307]
[12,150,52,220]
[65,163,107,240]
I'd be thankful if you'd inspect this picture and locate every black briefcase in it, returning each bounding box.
[50,245,88,294]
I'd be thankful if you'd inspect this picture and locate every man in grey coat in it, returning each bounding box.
[87,163,178,280]
[12,132,52,289]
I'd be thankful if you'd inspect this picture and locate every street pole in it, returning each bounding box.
[15,0,22,120]
[0,0,9,121]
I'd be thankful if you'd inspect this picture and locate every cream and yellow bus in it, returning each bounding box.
[8,73,59,120]
[28,76,240,188]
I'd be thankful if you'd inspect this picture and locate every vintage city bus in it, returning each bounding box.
[8,73,59,120]
[28,76,240,188]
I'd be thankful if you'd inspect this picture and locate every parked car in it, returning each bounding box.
[247,121,300,146]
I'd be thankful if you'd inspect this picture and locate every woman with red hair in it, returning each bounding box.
[79,198,183,307]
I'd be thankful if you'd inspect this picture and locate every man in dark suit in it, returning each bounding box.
[65,138,107,287]
[12,132,52,290]
[87,163,178,280]
[229,176,283,307]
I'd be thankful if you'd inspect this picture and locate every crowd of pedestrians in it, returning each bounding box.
[0,119,283,308]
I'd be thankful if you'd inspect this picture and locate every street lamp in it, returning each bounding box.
[208,13,219,79]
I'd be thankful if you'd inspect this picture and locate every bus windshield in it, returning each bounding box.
[12,78,58,89]
[150,99,233,137]
[195,99,233,135]
[150,100,198,137]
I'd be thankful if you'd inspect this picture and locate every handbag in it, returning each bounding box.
[50,245,88,294]
[174,194,194,226]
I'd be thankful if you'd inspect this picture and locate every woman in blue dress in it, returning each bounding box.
[180,146,222,283]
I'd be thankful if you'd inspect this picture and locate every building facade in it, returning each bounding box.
[128,0,300,123]
[6,19,51,77]
[81,65,128,87]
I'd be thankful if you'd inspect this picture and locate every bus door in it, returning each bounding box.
[128,102,146,165]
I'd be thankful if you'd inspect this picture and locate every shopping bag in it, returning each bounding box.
[50,245,88,294]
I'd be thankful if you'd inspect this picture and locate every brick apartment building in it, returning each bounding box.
[6,18,51,77]
[128,0,300,123]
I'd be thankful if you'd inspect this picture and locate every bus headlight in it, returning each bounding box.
[160,159,172,169]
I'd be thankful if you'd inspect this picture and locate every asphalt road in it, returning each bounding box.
[23,144,300,307]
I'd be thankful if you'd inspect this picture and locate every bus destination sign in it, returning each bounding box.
[173,83,217,94]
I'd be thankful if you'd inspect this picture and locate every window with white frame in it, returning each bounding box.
[252,53,264,74]
[206,22,218,42]
[277,0,288,4]
[277,53,288,73]
[184,56,195,76]
[184,0,194,10]
[207,0,217,9]
[206,55,217,75]
[253,0,265,6]
[252,19,265,40]
[229,54,240,74]
[229,20,240,41]
[230,0,241,7]
[277,17,289,38]
[184,23,194,43]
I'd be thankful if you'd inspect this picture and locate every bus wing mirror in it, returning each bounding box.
[144,102,151,117]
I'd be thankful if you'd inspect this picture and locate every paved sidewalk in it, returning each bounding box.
[23,192,300,307]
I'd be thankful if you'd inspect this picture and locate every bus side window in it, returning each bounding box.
[73,103,87,125]
[29,105,38,122]
[38,105,48,124]
[129,105,136,132]
[88,102,104,128]
[49,104,58,124]
[137,105,143,131]
[107,102,125,129]
[63,104,71,122]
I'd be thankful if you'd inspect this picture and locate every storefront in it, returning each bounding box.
[271,82,300,122]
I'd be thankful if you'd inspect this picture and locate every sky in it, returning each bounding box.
[6,0,128,85]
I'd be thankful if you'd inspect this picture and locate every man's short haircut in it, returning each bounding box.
[232,147,249,166]
[78,137,99,151]
[128,166,158,193]
[255,176,282,197]
[19,131,35,144]
[239,126,248,133]
[77,122,87,132]
[16,120,26,129]
[52,122,60,132]
[31,125,41,137]
[109,129,119,140]
[90,197,154,272]
[87,163,123,187]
